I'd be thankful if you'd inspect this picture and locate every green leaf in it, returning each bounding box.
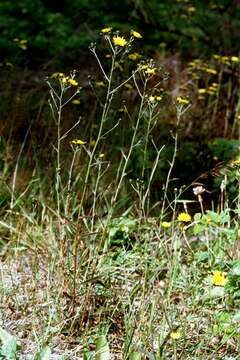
[129,351,142,360]
[193,223,204,235]
[33,346,51,360]
[83,348,93,360]
[232,312,240,323]
[209,286,226,298]
[95,335,110,360]
[230,261,240,276]
[0,328,17,360]
[194,251,209,263]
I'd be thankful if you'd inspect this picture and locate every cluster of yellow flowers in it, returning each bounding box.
[100,28,142,47]
[189,54,239,83]
[148,95,162,103]
[188,59,217,77]
[176,96,190,106]
[51,72,78,86]
[161,212,192,230]
[139,64,157,76]
[198,82,219,100]
[213,54,240,65]
[13,38,27,50]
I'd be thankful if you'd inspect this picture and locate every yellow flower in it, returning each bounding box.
[68,78,78,86]
[131,30,142,39]
[198,88,207,94]
[187,6,196,12]
[72,99,80,105]
[14,38,28,50]
[212,271,228,286]
[99,153,105,158]
[96,81,105,88]
[113,36,127,47]
[155,96,162,101]
[149,95,155,103]
[231,56,239,63]
[139,64,148,70]
[162,221,171,228]
[144,67,157,75]
[232,157,240,166]
[124,83,133,90]
[177,212,192,222]
[205,68,217,75]
[128,52,141,61]
[176,96,190,105]
[71,139,86,145]
[170,331,181,340]
[18,40,27,50]
[61,76,69,84]
[101,27,112,33]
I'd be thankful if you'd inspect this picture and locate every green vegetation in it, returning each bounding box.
[1,0,240,66]
[0,1,240,359]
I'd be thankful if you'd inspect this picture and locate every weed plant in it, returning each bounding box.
[0,29,240,359]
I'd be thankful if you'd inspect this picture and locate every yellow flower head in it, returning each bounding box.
[61,76,69,84]
[177,212,192,222]
[170,331,181,340]
[124,83,133,90]
[162,221,171,228]
[68,78,78,86]
[198,88,207,94]
[205,68,217,75]
[101,27,112,33]
[71,139,86,145]
[233,157,240,166]
[149,95,155,103]
[96,81,105,88]
[176,96,190,105]
[131,30,142,39]
[212,271,228,286]
[99,153,105,158]
[113,36,127,47]
[128,52,141,61]
[72,99,80,105]
[231,56,239,63]
[187,6,196,12]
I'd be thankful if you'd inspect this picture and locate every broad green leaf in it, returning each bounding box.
[33,346,51,360]
[0,328,17,360]
[95,335,110,360]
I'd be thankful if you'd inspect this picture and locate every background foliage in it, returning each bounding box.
[1,0,240,67]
